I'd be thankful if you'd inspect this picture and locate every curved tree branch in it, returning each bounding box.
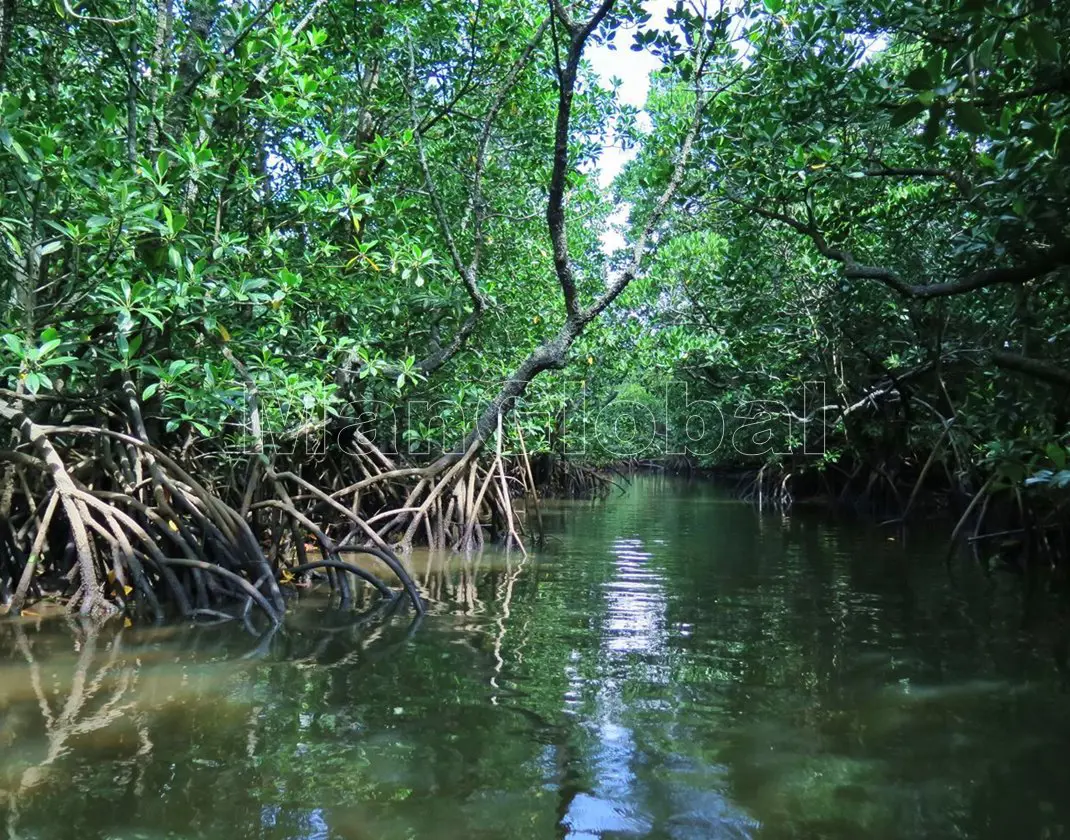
[545,2,616,317]
[738,200,1070,299]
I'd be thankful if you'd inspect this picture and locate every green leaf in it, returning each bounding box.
[976,35,997,68]
[925,52,944,82]
[41,355,78,367]
[0,130,29,164]
[1031,122,1056,150]
[162,205,187,236]
[1029,23,1060,62]
[37,338,62,357]
[143,311,165,330]
[103,103,118,124]
[1,334,22,356]
[953,103,987,135]
[1016,25,1034,56]
[904,67,932,91]
[142,382,160,400]
[922,105,945,145]
[890,101,926,127]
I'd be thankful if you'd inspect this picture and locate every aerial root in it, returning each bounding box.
[0,399,424,621]
[0,390,566,622]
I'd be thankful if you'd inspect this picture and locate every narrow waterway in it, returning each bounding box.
[2,476,1068,839]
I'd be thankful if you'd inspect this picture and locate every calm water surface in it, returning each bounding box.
[2,477,1069,839]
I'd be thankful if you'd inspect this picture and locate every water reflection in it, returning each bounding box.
[603,538,666,657]
[559,502,758,840]
[562,536,667,838]
[0,618,255,839]
[1,477,1069,840]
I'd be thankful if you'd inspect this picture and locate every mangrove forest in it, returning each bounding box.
[2,0,1070,837]
[2,0,1069,619]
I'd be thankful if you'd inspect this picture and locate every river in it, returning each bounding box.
[1,476,1068,839]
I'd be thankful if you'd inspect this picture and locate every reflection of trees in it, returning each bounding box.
[4,478,1065,839]
[526,476,1070,838]
[1,620,149,838]
[624,479,1070,839]
[254,550,581,838]
[0,555,583,840]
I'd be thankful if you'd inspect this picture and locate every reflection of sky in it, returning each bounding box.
[603,538,667,656]
[561,532,757,839]
[562,536,663,837]
[261,805,330,840]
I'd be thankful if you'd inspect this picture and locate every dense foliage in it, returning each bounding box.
[612,0,1070,530]
[1,0,1069,617]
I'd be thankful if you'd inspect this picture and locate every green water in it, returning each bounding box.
[2,477,1069,839]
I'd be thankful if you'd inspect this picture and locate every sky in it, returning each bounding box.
[586,0,674,188]
[585,0,675,253]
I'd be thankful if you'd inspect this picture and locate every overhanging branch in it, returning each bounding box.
[739,201,1070,299]
[863,163,972,196]
[993,351,1070,388]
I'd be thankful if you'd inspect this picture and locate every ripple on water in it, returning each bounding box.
[1,477,1068,840]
